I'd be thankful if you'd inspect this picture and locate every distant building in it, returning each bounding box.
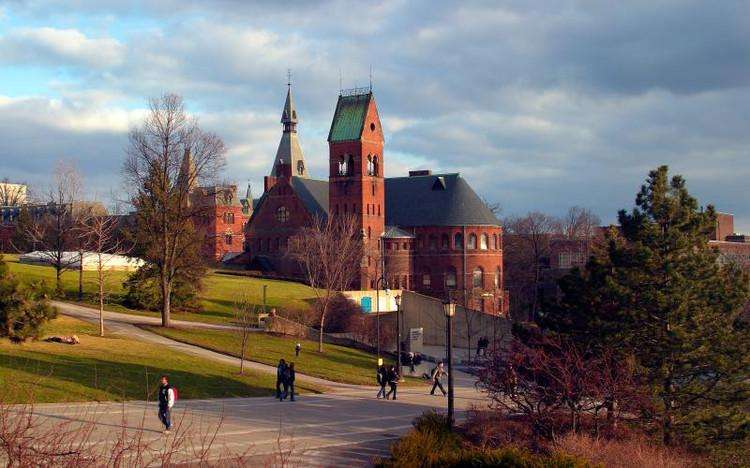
[243,85,506,314]
[709,212,750,270]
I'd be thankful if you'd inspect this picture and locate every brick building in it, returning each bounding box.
[244,86,506,314]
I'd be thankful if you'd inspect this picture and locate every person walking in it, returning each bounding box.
[408,352,416,374]
[281,363,292,401]
[287,362,296,401]
[430,362,448,396]
[276,359,287,400]
[376,364,387,399]
[386,365,399,400]
[157,375,175,434]
[295,343,301,357]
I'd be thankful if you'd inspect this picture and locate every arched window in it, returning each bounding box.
[493,234,498,250]
[468,234,477,249]
[494,267,501,289]
[367,155,374,175]
[473,267,484,288]
[275,206,289,223]
[225,232,233,245]
[445,267,457,289]
[338,155,353,176]
[429,235,437,250]
[480,233,488,250]
[373,155,379,177]
[422,268,431,288]
[454,233,463,249]
[338,156,345,175]
[441,234,450,250]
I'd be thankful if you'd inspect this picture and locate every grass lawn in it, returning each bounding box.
[0,316,323,404]
[143,326,421,387]
[2,253,316,325]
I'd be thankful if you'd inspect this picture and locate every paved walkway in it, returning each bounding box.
[24,302,486,466]
[52,301,365,391]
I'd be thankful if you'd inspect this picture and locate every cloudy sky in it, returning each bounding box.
[1,0,748,230]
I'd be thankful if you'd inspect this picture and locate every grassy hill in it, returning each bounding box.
[2,254,315,324]
[0,316,323,404]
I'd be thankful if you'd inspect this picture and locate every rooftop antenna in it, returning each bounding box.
[369,65,373,92]
[338,68,343,95]
[287,68,292,87]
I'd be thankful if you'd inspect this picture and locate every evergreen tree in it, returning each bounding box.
[0,255,56,343]
[542,166,750,448]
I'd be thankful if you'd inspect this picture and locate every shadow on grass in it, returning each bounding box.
[0,350,275,404]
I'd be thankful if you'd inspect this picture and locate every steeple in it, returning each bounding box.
[271,80,308,178]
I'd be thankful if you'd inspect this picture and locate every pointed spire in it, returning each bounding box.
[271,80,308,178]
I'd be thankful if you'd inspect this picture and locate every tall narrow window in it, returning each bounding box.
[422,268,431,288]
[367,155,374,175]
[468,234,477,249]
[445,267,457,289]
[480,233,488,250]
[494,267,501,289]
[472,267,484,288]
[493,234,498,250]
[225,233,233,245]
[454,233,463,249]
[373,156,379,177]
[429,235,437,250]
[441,234,449,250]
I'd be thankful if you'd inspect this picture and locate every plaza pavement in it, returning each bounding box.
[35,301,488,466]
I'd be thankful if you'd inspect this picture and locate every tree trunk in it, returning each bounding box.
[55,266,62,296]
[161,276,171,327]
[318,306,326,353]
[78,250,84,301]
[99,264,105,337]
[663,377,674,445]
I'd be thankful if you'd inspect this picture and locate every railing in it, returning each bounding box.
[339,86,372,97]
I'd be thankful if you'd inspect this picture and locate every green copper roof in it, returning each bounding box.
[327,93,371,142]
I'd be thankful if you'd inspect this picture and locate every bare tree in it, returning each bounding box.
[503,212,561,321]
[561,206,601,240]
[232,295,259,374]
[20,162,84,293]
[287,214,364,352]
[123,93,226,327]
[0,179,27,206]
[79,211,132,337]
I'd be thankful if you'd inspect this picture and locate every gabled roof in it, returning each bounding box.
[327,92,372,142]
[385,173,500,227]
[290,177,329,219]
[384,226,415,239]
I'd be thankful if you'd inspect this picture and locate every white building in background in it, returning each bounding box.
[19,251,144,272]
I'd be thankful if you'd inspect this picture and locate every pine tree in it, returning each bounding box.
[0,255,56,343]
[542,166,750,448]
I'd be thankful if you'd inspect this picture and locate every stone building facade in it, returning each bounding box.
[243,86,507,315]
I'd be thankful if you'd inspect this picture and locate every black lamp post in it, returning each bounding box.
[395,294,402,378]
[375,276,389,361]
[443,298,456,429]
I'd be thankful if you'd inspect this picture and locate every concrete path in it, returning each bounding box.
[52,301,365,391]
[13,372,483,466]
[42,301,487,466]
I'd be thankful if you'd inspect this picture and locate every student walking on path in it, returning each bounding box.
[276,359,287,400]
[386,365,399,400]
[376,364,388,399]
[430,362,448,396]
[295,343,301,357]
[157,375,175,434]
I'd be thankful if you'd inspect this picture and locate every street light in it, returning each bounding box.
[375,276,389,360]
[395,294,402,379]
[443,298,456,429]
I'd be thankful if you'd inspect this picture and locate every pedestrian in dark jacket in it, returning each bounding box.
[430,362,448,396]
[376,364,387,399]
[287,363,296,401]
[295,343,301,357]
[386,365,399,400]
[157,375,175,434]
[276,359,287,400]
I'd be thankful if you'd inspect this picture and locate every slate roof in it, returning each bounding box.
[290,177,329,219]
[327,93,371,142]
[385,173,500,227]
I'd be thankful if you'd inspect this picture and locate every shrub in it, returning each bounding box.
[122,263,203,312]
[553,433,701,468]
[0,254,56,343]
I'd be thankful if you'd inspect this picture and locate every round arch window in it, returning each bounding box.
[275,206,290,223]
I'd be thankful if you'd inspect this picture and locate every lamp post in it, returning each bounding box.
[443,298,456,429]
[395,294,402,379]
[375,276,389,360]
